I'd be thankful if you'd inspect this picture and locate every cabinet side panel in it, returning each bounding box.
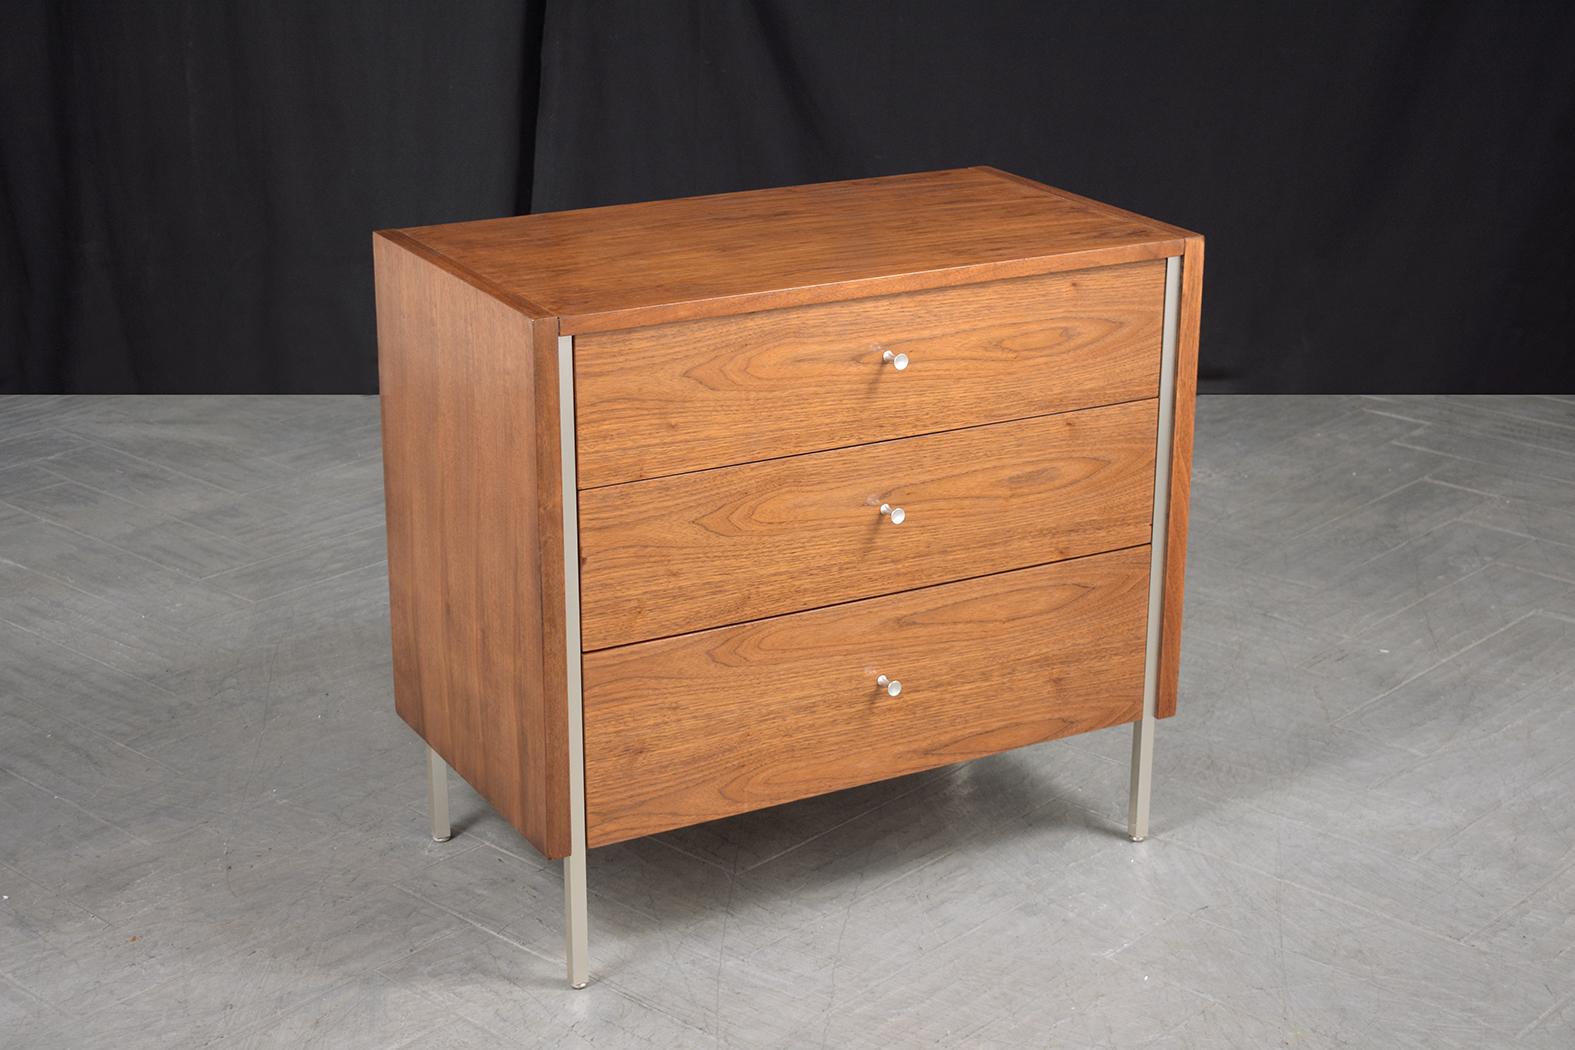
[1157,237,1203,719]
[373,233,568,857]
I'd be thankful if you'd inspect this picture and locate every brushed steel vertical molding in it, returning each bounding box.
[558,334,591,989]
[1129,255,1182,842]
[426,745,451,843]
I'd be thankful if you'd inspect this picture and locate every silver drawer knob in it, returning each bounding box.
[882,349,909,371]
[876,674,902,697]
[879,503,906,525]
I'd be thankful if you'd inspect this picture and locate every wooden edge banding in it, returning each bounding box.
[531,316,574,858]
[375,229,553,319]
[1157,236,1203,719]
[373,235,417,742]
[557,240,1187,335]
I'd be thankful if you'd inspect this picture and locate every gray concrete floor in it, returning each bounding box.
[0,395,1573,1048]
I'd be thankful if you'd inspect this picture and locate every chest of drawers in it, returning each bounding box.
[373,167,1203,987]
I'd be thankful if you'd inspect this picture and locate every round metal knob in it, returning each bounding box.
[882,350,909,371]
[879,503,906,525]
[876,674,902,697]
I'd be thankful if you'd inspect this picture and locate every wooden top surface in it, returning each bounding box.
[381,166,1195,334]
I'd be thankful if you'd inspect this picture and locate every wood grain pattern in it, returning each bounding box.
[578,400,1157,650]
[1157,237,1204,720]
[373,233,570,859]
[573,261,1165,488]
[393,167,1188,334]
[583,546,1151,846]
[374,168,1203,857]
[978,167,1198,243]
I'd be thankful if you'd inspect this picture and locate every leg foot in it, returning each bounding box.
[564,850,589,988]
[426,745,451,843]
[1127,713,1154,842]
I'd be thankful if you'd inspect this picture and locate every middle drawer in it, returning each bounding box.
[578,397,1157,650]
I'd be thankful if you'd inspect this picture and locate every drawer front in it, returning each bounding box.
[579,399,1156,650]
[572,261,1165,489]
[583,546,1149,846]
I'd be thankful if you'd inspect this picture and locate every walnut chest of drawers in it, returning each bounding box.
[373,166,1204,987]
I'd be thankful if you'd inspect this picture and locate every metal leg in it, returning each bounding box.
[1128,711,1155,842]
[564,850,589,989]
[559,334,590,989]
[426,745,452,843]
[1129,254,1182,843]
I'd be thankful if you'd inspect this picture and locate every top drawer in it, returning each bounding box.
[571,261,1165,488]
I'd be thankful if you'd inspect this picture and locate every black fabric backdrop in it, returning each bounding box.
[4,1,1574,394]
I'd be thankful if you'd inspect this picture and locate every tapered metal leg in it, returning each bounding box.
[1129,255,1182,843]
[559,334,591,989]
[426,745,451,843]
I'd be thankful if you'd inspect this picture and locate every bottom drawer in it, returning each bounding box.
[583,545,1151,846]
